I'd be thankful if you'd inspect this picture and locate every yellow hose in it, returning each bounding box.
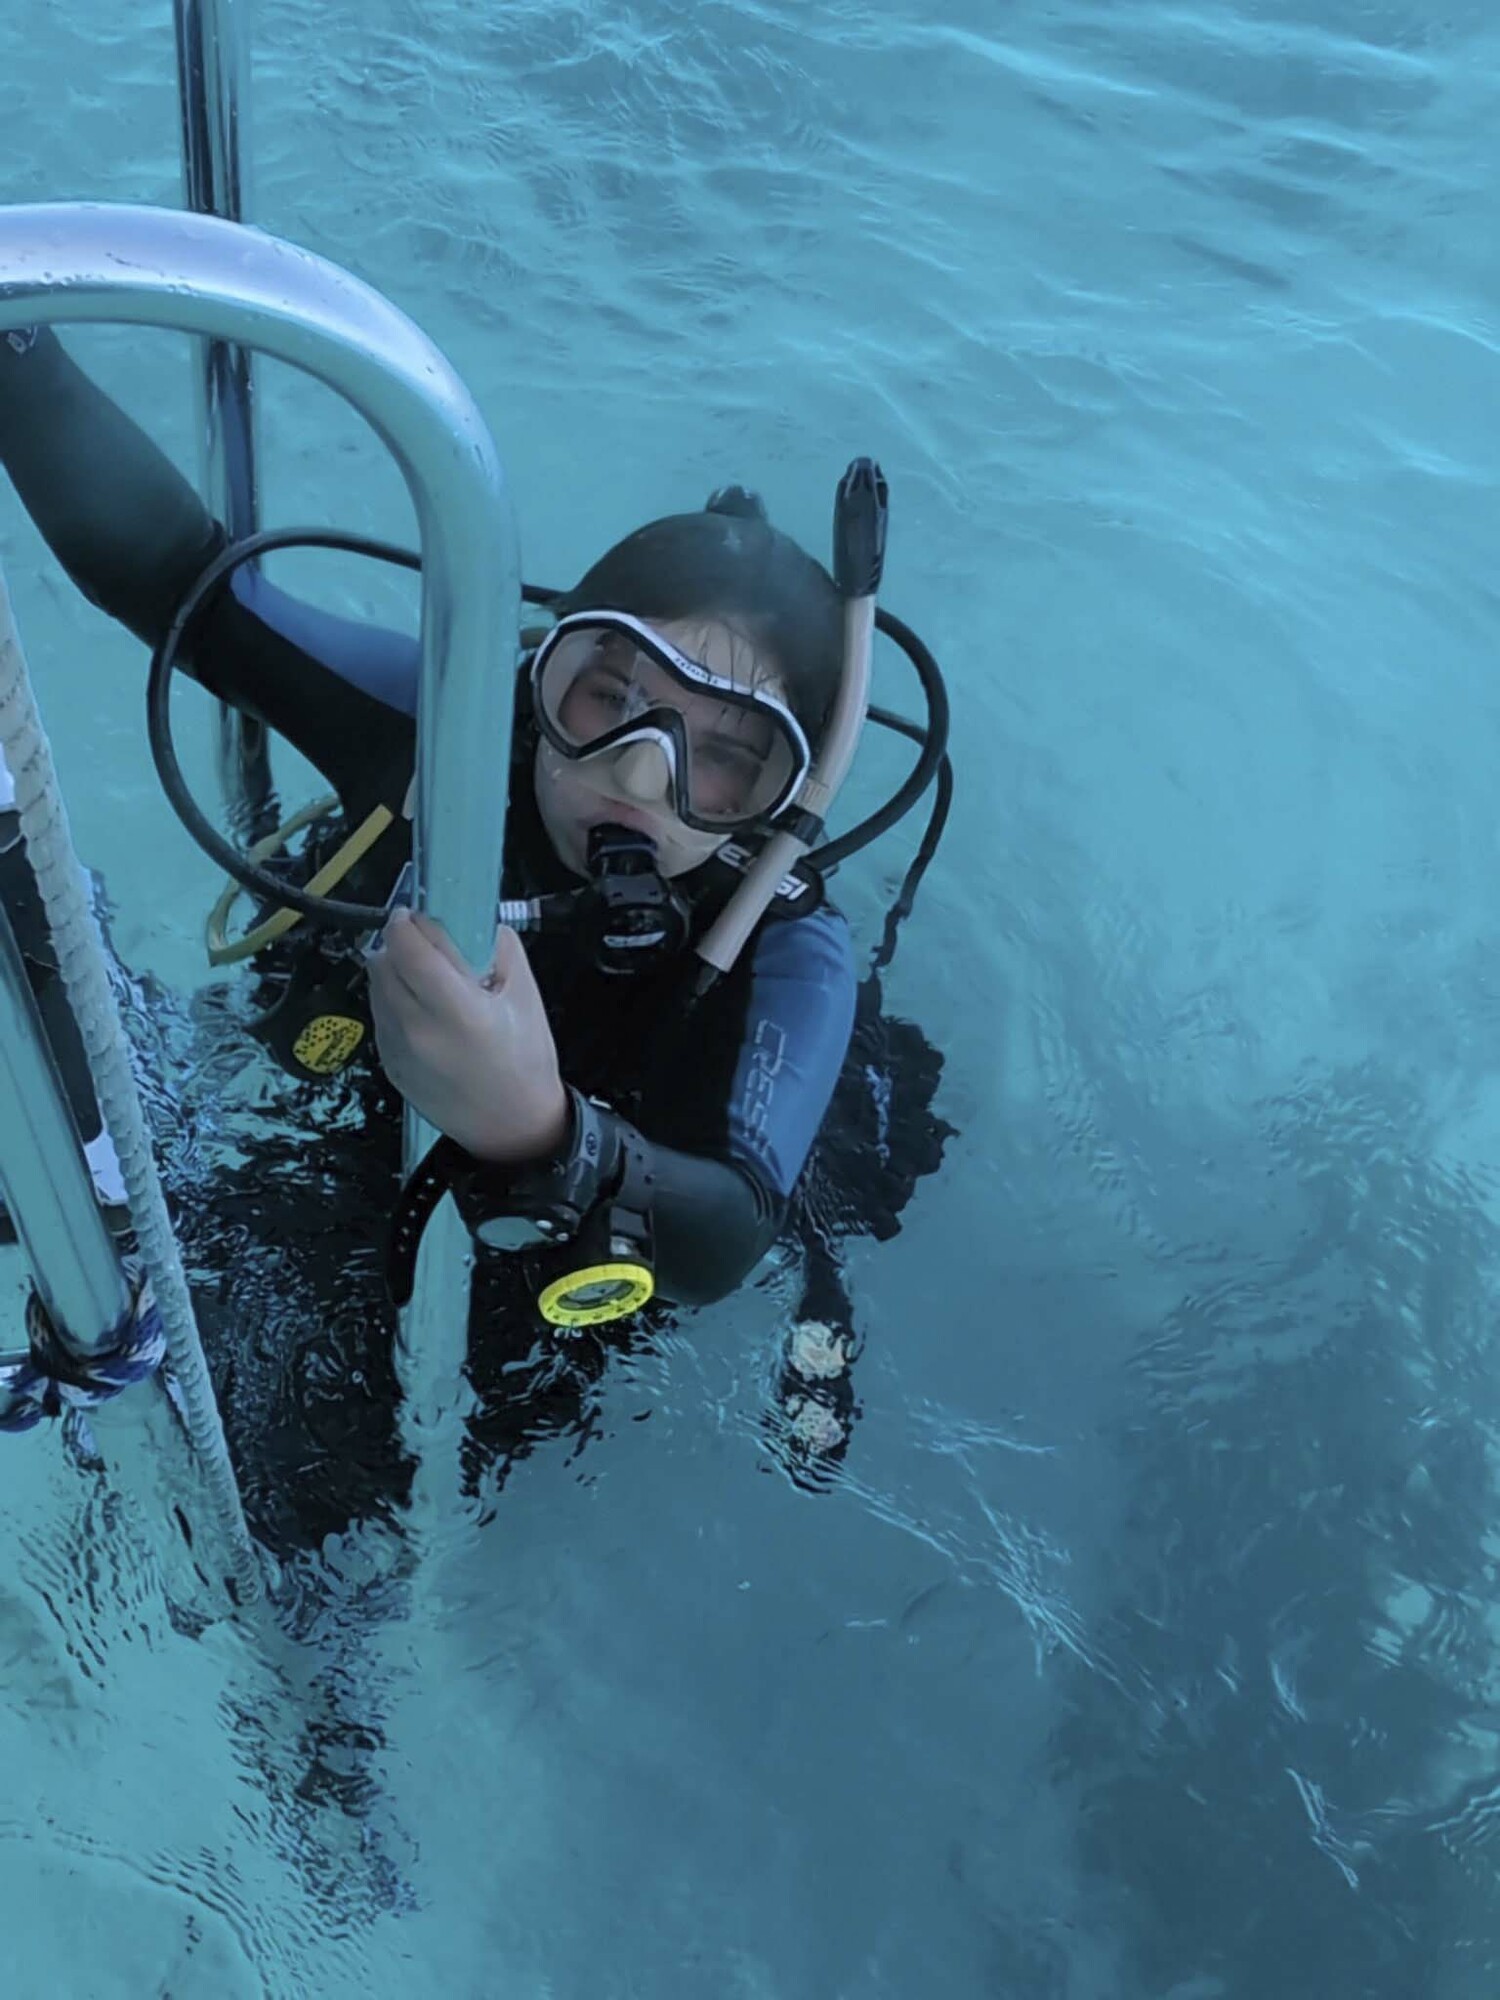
[205,795,395,965]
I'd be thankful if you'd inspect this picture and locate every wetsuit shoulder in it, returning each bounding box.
[636,901,858,1203]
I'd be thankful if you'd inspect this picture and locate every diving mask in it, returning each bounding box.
[530,611,810,835]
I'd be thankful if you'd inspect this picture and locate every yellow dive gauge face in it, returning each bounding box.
[537,1261,655,1328]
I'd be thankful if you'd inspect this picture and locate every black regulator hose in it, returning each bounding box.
[146,525,556,932]
[146,526,949,936]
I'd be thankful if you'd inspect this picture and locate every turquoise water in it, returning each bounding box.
[4,0,1500,1992]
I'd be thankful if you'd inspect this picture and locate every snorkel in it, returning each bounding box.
[693,459,888,993]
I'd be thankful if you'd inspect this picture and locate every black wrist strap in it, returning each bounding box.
[386,1135,469,1308]
[385,1089,623,1308]
[457,1089,620,1239]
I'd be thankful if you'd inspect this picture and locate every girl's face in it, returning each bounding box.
[532,615,791,879]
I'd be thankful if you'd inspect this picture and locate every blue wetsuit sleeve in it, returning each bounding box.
[594,905,857,1308]
[719,904,858,1201]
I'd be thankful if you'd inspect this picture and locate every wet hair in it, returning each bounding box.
[554,487,845,740]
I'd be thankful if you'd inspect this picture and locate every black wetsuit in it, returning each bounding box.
[0,326,950,1541]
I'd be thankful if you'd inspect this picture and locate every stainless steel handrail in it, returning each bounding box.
[0,199,519,1438]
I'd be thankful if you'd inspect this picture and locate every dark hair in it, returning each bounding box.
[555,488,844,739]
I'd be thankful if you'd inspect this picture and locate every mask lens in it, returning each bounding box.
[534,620,803,828]
[682,707,797,825]
[537,628,643,750]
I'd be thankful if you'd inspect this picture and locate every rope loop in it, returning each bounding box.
[0,1279,166,1434]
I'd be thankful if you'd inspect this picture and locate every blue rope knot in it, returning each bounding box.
[0,1281,166,1435]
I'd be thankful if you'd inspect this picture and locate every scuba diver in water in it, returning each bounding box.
[0,322,953,1542]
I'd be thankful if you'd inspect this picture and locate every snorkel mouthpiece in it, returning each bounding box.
[582,823,690,974]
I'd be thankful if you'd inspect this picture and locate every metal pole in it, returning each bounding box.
[174,0,258,539]
[0,894,133,1422]
[0,201,519,1452]
[172,0,272,837]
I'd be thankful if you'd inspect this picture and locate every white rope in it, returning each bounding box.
[0,563,261,1604]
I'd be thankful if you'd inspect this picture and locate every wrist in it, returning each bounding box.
[468,1076,572,1167]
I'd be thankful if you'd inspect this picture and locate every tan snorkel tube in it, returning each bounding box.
[694,458,888,992]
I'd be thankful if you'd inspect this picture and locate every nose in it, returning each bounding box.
[612,738,673,805]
